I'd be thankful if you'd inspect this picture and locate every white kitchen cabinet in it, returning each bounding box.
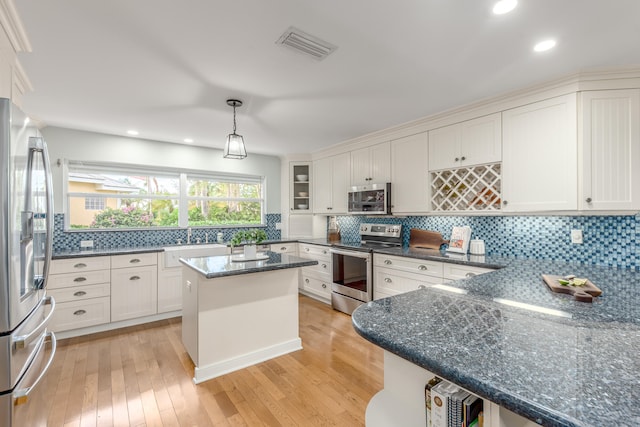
[48,257,111,332]
[350,142,391,186]
[298,243,332,303]
[313,152,350,214]
[390,132,429,213]
[270,243,297,254]
[157,251,183,314]
[579,89,640,211]
[111,253,158,322]
[502,94,578,212]
[290,162,312,213]
[428,113,501,171]
[442,263,495,281]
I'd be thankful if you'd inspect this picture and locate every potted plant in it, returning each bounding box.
[230,228,267,259]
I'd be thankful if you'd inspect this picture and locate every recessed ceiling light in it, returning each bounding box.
[533,39,557,52]
[127,130,139,136]
[493,0,517,15]
[184,138,194,143]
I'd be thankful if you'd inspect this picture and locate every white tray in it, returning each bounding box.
[231,252,270,262]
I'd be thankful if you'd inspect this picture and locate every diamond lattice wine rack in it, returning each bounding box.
[430,163,502,211]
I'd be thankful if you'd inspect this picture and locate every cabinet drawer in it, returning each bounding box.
[49,256,111,274]
[270,243,297,254]
[375,267,442,297]
[443,263,494,280]
[298,244,331,261]
[301,274,331,299]
[48,269,111,290]
[374,254,443,278]
[111,252,158,269]
[48,283,110,303]
[49,297,110,332]
[301,259,332,278]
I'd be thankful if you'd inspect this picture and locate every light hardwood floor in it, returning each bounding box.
[42,295,383,426]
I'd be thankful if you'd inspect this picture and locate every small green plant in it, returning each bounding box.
[230,228,267,247]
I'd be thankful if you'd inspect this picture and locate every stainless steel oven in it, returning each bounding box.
[330,248,372,315]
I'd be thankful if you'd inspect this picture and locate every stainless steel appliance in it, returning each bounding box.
[0,98,56,427]
[347,183,391,215]
[330,223,402,314]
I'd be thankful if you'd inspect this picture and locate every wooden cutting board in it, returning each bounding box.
[542,274,602,303]
[409,228,449,250]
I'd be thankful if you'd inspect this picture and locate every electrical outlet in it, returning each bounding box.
[275,222,282,230]
[570,229,583,244]
[80,240,94,248]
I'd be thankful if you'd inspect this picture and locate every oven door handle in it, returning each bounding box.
[330,248,371,260]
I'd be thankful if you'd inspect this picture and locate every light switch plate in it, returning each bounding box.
[570,229,583,244]
[275,222,282,230]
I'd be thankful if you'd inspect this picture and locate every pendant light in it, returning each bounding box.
[223,99,247,159]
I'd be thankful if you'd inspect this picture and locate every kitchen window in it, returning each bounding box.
[64,161,264,230]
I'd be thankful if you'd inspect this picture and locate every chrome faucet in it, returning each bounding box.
[187,227,192,245]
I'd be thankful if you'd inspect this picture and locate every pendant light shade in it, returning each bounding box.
[223,99,247,159]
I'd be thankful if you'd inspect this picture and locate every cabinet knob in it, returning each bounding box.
[305,278,309,283]
[305,248,310,252]
[384,277,392,283]
[454,157,459,162]
[465,272,476,278]
[322,263,327,268]
[586,197,592,203]
[503,200,508,206]
[460,156,466,161]
[384,259,392,265]
[321,283,327,289]
[322,250,327,254]
[418,285,426,289]
[418,265,428,271]
[73,309,87,316]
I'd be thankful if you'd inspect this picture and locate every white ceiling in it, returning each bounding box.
[14,0,640,157]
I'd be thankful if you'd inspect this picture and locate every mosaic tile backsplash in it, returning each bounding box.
[333,214,640,270]
[53,213,282,252]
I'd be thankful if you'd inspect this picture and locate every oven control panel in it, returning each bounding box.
[359,223,401,238]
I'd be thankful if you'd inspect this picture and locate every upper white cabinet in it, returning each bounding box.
[391,132,430,213]
[428,113,501,171]
[579,89,640,211]
[502,94,578,212]
[350,142,391,186]
[290,162,312,214]
[313,153,350,214]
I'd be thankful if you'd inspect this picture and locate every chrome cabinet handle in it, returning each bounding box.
[418,284,426,289]
[305,248,310,252]
[129,258,141,263]
[281,246,287,251]
[73,276,87,282]
[130,275,141,281]
[305,278,309,283]
[13,332,57,407]
[418,265,428,271]
[322,250,327,254]
[586,197,592,203]
[454,157,459,162]
[73,309,86,316]
[73,291,87,297]
[384,278,392,283]
[74,263,87,269]
[461,156,466,161]
[322,263,327,268]
[384,259,392,265]
[465,272,476,278]
[503,200,508,206]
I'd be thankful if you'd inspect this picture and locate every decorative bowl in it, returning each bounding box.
[297,204,309,209]
[295,174,308,181]
[298,192,308,197]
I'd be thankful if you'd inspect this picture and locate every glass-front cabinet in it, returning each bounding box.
[290,162,311,213]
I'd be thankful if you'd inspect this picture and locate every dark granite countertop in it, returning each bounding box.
[179,251,318,279]
[352,258,640,427]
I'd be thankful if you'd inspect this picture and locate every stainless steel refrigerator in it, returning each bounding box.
[0,98,56,426]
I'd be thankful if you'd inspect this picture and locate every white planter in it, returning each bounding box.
[243,244,257,259]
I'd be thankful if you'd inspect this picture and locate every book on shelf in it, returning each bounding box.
[425,377,443,427]
[429,379,481,427]
[462,394,483,427]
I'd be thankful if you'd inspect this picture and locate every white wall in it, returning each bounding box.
[42,126,281,214]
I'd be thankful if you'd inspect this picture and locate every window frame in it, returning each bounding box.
[63,160,266,231]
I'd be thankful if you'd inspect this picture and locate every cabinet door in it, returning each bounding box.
[111,265,158,321]
[502,94,578,211]
[428,124,460,171]
[580,89,640,210]
[350,147,371,186]
[330,152,350,214]
[157,268,182,313]
[313,157,333,214]
[370,142,391,183]
[291,162,312,214]
[460,112,502,166]
[391,132,429,213]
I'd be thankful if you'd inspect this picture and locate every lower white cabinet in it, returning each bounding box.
[49,297,111,332]
[443,263,495,281]
[111,260,158,322]
[298,243,332,302]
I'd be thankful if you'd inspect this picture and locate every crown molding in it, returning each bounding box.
[13,59,33,93]
[0,0,31,52]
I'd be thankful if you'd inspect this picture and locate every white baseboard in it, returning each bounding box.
[193,338,303,384]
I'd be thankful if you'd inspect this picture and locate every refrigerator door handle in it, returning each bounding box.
[13,296,56,350]
[13,331,57,406]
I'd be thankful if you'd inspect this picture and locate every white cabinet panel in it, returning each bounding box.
[374,267,441,299]
[313,153,350,214]
[111,265,158,322]
[351,142,391,186]
[157,269,182,313]
[502,94,578,212]
[391,132,429,213]
[49,256,110,274]
[580,89,640,211]
[49,297,111,333]
[111,252,157,269]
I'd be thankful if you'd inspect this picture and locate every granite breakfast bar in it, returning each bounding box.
[352,255,640,427]
[179,251,317,384]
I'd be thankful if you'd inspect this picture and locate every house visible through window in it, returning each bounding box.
[65,162,264,230]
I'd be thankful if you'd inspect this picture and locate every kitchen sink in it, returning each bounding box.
[163,243,229,268]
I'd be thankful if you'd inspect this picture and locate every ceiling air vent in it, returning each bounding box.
[276,26,337,61]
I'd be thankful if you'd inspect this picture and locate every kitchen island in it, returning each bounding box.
[352,258,640,427]
[180,251,317,384]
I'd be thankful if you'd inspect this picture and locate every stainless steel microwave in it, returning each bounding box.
[347,183,391,215]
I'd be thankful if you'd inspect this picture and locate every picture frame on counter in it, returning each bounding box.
[447,226,472,254]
